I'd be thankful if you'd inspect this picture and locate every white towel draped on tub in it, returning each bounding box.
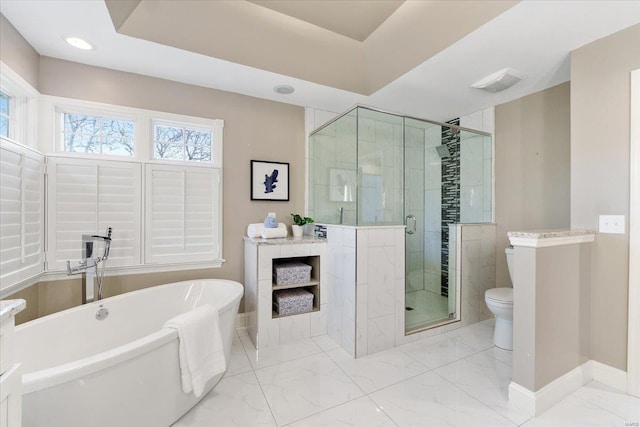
[164,305,226,397]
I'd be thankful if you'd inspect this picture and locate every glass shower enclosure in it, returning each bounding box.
[309,106,492,333]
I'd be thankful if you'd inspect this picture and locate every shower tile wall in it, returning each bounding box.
[449,223,496,326]
[440,119,461,297]
[459,109,494,223]
[308,112,357,225]
[357,116,404,225]
[326,225,405,358]
[326,225,357,356]
[423,125,443,295]
[355,226,405,357]
[305,107,339,217]
[405,125,425,293]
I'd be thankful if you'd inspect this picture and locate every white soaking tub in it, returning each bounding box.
[15,279,243,427]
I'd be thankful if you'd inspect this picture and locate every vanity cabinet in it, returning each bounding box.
[244,236,327,349]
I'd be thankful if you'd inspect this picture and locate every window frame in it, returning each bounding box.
[0,62,38,150]
[151,118,216,165]
[0,90,13,139]
[55,106,138,159]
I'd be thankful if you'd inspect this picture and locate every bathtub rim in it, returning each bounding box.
[19,279,243,394]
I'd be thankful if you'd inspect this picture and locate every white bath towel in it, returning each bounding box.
[164,305,226,397]
[247,222,287,238]
[246,223,264,238]
[261,224,287,239]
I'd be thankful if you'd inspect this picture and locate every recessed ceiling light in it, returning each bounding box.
[65,37,93,51]
[274,85,294,95]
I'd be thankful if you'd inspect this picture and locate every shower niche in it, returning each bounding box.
[309,106,494,355]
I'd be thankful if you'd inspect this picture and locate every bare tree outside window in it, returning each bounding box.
[62,113,135,156]
[154,122,212,163]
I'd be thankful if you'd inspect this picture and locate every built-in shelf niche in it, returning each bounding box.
[271,256,321,318]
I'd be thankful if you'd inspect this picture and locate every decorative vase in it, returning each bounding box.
[292,224,303,237]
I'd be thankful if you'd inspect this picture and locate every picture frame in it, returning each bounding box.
[250,160,290,201]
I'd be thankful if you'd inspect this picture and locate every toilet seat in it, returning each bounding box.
[485,287,513,304]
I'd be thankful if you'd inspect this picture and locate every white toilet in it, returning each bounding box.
[485,247,515,350]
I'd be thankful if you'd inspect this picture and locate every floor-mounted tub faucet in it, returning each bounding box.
[67,227,112,303]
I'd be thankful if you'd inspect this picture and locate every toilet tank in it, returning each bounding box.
[505,247,515,286]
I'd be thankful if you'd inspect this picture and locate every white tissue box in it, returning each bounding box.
[273,288,314,316]
[273,261,312,285]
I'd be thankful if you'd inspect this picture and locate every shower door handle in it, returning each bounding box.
[406,215,416,235]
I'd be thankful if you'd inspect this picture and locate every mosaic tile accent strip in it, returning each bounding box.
[441,118,460,297]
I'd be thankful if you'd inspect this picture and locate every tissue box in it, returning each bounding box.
[273,288,314,316]
[273,261,312,285]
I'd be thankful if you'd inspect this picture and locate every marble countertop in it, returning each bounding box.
[0,299,26,323]
[508,229,596,248]
[507,229,595,239]
[243,236,326,246]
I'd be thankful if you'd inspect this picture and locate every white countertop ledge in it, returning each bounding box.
[508,229,596,248]
[243,236,326,246]
[0,299,26,323]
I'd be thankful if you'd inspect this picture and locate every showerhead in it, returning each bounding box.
[435,145,450,159]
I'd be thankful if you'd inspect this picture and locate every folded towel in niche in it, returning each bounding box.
[261,225,287,239]
[164,305,226,397]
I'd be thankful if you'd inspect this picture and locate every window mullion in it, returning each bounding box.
[182,169,187,251]
[95,163,100,234]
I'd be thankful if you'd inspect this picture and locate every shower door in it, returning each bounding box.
[404,119,456,333]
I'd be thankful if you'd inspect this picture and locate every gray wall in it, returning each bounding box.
[571,23,640,371]
[0,14,39,90]
[494,82,571,288]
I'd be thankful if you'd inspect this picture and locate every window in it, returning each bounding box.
[61,111,135,157]
[153,120,213,163]
[0,91,10,138]
[41,98,224,276]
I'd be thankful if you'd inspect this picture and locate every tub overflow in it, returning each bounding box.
[96,305,109,321]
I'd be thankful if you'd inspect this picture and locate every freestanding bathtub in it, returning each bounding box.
[15,279,243,427]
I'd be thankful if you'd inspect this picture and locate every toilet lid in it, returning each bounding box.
[486,287,513,303]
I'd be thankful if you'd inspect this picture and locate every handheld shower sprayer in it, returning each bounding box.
[91,227,112,260]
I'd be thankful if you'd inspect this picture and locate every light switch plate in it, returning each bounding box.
[599,215,625,234]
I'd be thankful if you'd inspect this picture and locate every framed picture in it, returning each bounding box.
[251,160,290,201]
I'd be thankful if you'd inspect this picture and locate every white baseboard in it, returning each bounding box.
[509,360,630,416]
[592,360,628,392]
[509,361,593,416]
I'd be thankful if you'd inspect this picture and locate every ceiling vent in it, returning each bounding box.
[471,68,524,93]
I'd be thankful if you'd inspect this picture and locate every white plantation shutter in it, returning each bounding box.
[47,157,141,270]
[0,138,44,292]
[145,164,221,264]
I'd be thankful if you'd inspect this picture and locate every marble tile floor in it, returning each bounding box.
[173,319,639,427]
